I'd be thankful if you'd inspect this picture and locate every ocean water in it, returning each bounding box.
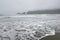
[0,14,60,40]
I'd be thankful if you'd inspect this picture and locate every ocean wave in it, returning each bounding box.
[0,17,55,40]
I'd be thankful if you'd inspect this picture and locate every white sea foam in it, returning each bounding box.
[0,16,55,40]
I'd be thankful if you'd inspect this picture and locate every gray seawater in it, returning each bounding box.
[0,14,60,40]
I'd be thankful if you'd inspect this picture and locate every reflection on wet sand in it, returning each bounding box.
[41,33,60,40]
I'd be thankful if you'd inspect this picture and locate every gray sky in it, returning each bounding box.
[0,0,60,15]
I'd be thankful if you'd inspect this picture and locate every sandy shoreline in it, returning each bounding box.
[41,32,60,40]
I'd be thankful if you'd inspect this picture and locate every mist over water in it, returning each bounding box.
[0,0,60,15]
[0,0,60,40]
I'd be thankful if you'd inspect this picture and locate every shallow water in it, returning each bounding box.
[0,14,60,40]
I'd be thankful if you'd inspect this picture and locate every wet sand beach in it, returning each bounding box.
[41,33,60,40]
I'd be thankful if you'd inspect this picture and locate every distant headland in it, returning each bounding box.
[16,9,60,15]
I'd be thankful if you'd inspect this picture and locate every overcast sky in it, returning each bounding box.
[0,0,60,15]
